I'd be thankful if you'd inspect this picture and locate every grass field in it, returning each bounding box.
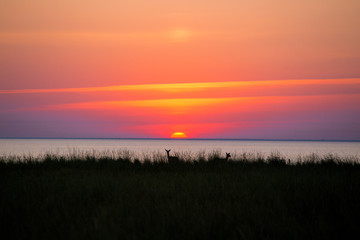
[1,152,359,239]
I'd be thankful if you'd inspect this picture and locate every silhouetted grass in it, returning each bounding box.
[1,151,359,239]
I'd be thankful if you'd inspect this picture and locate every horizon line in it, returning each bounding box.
[1,137,359,142]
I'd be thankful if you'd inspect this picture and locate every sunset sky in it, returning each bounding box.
[1,0,360,139]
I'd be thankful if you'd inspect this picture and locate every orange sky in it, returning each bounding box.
[0,0,360,139]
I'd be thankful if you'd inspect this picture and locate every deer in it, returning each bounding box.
[214,152,231,163]
[165,149,179,164]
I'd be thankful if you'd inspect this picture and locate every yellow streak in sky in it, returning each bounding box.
[43,98,241,110]
[21,97,257,116]
[1,78,359,94]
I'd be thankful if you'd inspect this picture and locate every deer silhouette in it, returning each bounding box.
[165,149,179,163]
[214,152,231,162]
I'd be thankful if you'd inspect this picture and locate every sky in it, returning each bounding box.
[1,0,360,140]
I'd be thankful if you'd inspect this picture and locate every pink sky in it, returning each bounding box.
[1,0,360,139]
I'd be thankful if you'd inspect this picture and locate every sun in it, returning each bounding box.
[169,29,191,43]
[170,132,188,138]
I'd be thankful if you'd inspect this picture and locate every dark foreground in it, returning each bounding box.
[1,156,360,240]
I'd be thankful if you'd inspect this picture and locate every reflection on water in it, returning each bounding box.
[0,138,359,161]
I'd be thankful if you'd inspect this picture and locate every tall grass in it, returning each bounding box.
[1,149,359,164]
[1,151,360,239]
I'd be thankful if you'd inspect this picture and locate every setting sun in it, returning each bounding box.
[170,132,188,138]
[169,29,191,43]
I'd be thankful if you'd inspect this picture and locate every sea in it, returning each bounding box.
[0,138,359,162]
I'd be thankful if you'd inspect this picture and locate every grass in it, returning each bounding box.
[1,151,360,239]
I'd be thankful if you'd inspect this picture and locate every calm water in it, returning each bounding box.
[1,138,359,161]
